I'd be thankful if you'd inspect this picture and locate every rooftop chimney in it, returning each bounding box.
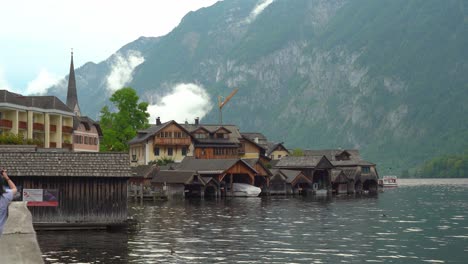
[195,117,199,125]
[156,117,161,125]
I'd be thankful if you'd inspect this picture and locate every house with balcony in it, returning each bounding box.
[182,118,243,160]
[0,90,75,149]
[128,117,245,165]
[128,118,194,165]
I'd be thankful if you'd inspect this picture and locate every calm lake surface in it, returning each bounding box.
[37,179,468,263]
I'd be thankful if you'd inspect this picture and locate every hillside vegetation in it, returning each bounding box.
[48,0,468,175]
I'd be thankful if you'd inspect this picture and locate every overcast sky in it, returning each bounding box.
[0,0,219,94]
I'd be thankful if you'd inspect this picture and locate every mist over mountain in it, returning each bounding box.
[47,0,468,174]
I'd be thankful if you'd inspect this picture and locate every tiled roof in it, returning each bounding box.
[0,90,73,114]
[178,157,257,174]
[303,149,362,161]
[127,121,171,144]
[152,170,197,184]
[130,164,158,178]
[331,169,348,183]
[332,160,376,166]
[0,151,131,177]
[73,116,103,136]
[275,155,324,168]
[266,142,289,156]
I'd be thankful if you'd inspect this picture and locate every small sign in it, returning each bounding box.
[23,189,59,207]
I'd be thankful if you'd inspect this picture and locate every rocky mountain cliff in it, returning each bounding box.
[48,0,468,174]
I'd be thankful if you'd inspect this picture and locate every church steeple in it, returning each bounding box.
[66,49,81,116]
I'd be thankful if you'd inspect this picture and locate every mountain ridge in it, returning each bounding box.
[47,0,468,174]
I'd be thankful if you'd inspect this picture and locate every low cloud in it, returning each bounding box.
[147,83,212,123]
[106,50,144,92]
[245,0,274,24]
[25,69,61,95]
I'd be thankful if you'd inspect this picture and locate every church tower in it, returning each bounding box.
[66,50,81,116]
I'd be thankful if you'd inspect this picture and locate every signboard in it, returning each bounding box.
[23,189,59,207]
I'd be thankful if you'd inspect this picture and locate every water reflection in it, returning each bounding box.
[38,179,468,263]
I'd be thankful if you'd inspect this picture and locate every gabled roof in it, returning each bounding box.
[274,155,332,169]
[241,132,269,147]
[0,151,130,177]
[240,135,266,151]
[242,158,272,176]
[303,149,362,161]
[128,120,192,144]
[152,170,198,184]
[181,124,242,144]
[131,164,158,178]
[341,168,358,181]
[270,169,310,184]
[331,169,348,183]
[178,157,257,175]
[266,142,289,156]
[73,116,103,136]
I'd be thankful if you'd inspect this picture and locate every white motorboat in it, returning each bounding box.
[226,183,261,197]
[379,176,398,187]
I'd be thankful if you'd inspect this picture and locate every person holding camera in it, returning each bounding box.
[0,169,17,237]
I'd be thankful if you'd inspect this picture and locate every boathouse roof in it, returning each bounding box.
[331,169,348,183]
[274,155,332,169]
[0,151,131,177]
[152,170,198,184]
[131,164,158,178]
[178,157,257,174]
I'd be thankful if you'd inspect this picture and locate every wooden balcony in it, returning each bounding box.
[154,137,191,146]
[19,121,27,130]
[33,122,44,131]
[0,119,12,129]
[62,126,73,134]
[50,124,57,132]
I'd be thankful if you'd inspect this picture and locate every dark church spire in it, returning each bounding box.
[66,49,81,116]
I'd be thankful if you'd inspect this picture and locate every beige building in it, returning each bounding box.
[0,52,101,152]
[0,90,75,149]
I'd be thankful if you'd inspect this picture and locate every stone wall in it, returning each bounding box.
[0,202,43,263]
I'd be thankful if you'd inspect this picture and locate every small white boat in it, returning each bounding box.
[226,183,261,197]
[315,189,328,196]
[379,176,398,187]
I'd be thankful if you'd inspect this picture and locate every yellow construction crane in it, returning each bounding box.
[218,88,238,124]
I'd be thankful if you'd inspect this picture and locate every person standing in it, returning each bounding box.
[0,169,17,237]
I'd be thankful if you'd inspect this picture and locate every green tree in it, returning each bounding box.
[99,87,150,151]
[292,148,304,157]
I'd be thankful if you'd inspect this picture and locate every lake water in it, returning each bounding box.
[37,179,468,263]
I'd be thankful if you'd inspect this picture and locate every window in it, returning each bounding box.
[154,147,160,156]
[195,133,206,139]
[362,167,370,174]
[182,147,187,156]
[216,133,224,139]
[168,147,173,156]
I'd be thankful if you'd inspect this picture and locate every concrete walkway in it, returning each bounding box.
[0,202,44,263]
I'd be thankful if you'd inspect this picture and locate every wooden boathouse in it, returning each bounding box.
[274,155,333,194]
[0,146,131,229]
[269,169,311,195]
[153,157,260,198]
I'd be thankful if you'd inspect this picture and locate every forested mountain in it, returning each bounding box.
[47,0,468,174]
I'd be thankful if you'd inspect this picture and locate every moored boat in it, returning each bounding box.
[378,175,398,187]
[226,183,261,197]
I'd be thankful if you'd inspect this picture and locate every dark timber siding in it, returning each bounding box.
[16,176,128,224]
